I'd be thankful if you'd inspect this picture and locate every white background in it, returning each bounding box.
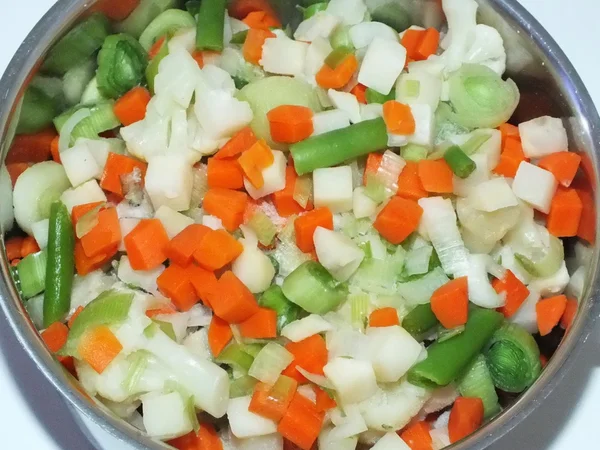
[1,1,599,449]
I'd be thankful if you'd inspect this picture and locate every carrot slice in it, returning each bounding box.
[493,270,530,318]
[560,299,578,330]
[397,161,428,200]
[418,159,454,194]
[6,163,31,187]
[430,277,469,329]
[214,127,258,160]
[188,265,219,308]
[363,153,383,186]
[400,421,433,450]
[267,105,314,144]
[123,219,170,270]
[536,295,568,336]
[207,158,245,190]
[211,271,259,323]
[249,376,298,421]
[71,201,104,226]
[383,101,416,134]
[113,87,151,126]
[242,10,281,30]
[373,196,423,245]
[416,28,440,60]
[77,325,123,374]
[538,151,581,187]
[575,188,595,244]
[90,0,140,21]
[193,229,243,271]
[5,237,25,261]
[68,306,84,328]
[168,423,224,450]
[272,166,311,217]
[229,0,278,20]
[6,128,56,164]
[282,335,328,382]
[314,386,337,412]
[208,316,233,357]
[547,187,583,237]
[41,322,69,353]
[74,241,117,276]
[202,188,249,232]
[238,139,275,188]
[448,397,484,443]
[277,391,325,450]
[156,264,198,311]
[243,28,275,65]
[493,137,527,178]
[239,307,277,339]
[294,207,333,253]
[369,307,400,328]
[80,207,121,258]
[20,236,40,258]
[165,224,211,267]
[351,83,368,104]
[100,153,147,196]
[315,55,359,90]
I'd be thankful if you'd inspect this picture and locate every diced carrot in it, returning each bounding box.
[374,196,423,245]
[538,151,581,188]
[77,325,123,374]
[41,322,69,353]
[68,306,84,328]
[397,161,428,200]
[278,391,325,450]
[448,397,484,443]
[401,29,426,61]
[148,36,166,59]
[243,28,275,65]
[493,137,527,178]
[71,202,104,226]
[400,421,433,450]
[214,127,258,160]
[430,277,469,329]
[5,237,24,261]
[80,207,121,258]
[239,307,277,339]
[498,123,520,143]
[282,335,328,382]
[249,376,298,421]
[208,316,233,357]
[157,264,198,311]
[10,259,20,267]
[418,159,454,194]
[243,10,281,30]
[123,219,170,270]
[145,305,176,318]
[560,298,578,330]
[314,386,336,412]
[211,271,260,323]
[294,207,333,253]
[536,295,568,336]
[168,423,224,450]
[191,50,205,68]
[416,28,440,60]
[229,0,278,19]
[267,105,314,144]
[363,153,383,186]
[383,101,415,134]
[20,236,40,258]
[6,163,31,187]
[165,224,211,267]
[50,136,61,163]
[207,158,245,190]
[193,229,244,271]
[351,83,368,104]
[547,188,582,237]
[90,0,140,21]
[238,139,275,188]
[100,152,147,196]
[202,188,249,231]
[369,307,400,328]
[272,166,310,217]
[6,128,56,164]
[576,188,596,243]
[74,241,117,276]
[188,265,219,308]
[113,87,152,126]
[316,54,359,90]
[493,270,530,318]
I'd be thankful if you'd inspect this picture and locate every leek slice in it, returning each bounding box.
[458,354,500,418]
[97,34,148,99]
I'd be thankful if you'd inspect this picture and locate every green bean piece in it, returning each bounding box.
[444,145,476,179]
[16,86,57,134]
[402,304,439,337]
[259,285,301,332]
[290,118,388,175]
[43,202,75,327]
[407,308,504,388]
[97,34,148,99]
[185,0,202,17]
[366,87,396,104]
[196,0,227,52]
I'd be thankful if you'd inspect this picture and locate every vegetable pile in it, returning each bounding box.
[1,0,593,448]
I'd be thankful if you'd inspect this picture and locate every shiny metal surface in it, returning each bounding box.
[0,1,598,449]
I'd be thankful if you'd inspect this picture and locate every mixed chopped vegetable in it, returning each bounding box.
[0,0,594,449]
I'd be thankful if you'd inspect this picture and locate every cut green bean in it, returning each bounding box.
[139,9,196,51]
[290,118,388,175]
[196,0,227,52]
[407,308,504,388]
[366,87,396,104]
[444,145,476,179]
[185,0,202,17]
[43,202,75,327]
[259,285,301,332]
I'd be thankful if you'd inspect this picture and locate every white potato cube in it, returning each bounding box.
[326,0,368,25]
[468,177,518,212]
[60,141,101,187]
[313,166,354,213]
[261,37,308,76]
[294,12,340,42]
[350,22,399,49]
[145,155,193,212]
[117,255,163,295]
[118,217,141,251]
[228,396,278,438]
[60,180,107,213]
[372,432,412,450]
[195,89,253,140]
[512,162,558,213]
[304,37,333,83]
[232,240,276,293]
[312,109,351,136]
[358,38,407,96]
[519,116,568,158]
[396,72,442,111]
[328,90,361,124]
[407,104,434,148]
[244,150,287,199]
[367,326,423,383]
[324,357,378,405]
[360,103,384,121]
[31,219,49,250]
[154,205,194,239]
[313,227,364,281]
[353,187,379,218]
[142,392,193,439]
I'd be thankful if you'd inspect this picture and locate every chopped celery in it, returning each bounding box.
[297,2,329,19]
[248,342,294,385]
[458,354,500,418]
[444,145,476,179]
[366,87,396,105]
[122,350,151,393]
[16,251,47,299]
[404,246,433,277]
[364,173,388,203]
[229,375,257,398]
[216,343,256,372]
[350,292,370,330]
[396,267,449,305]
[247,211,277,246]
[117,0,178,39]
[145,35,169,94]
[401,144,428,162]
[462,132,492,155]
[330,25,355,51]
[81,77,109,105]
[293,175,313,209]
[139,9,196,51]
[97,34,148,99]
[259,285,301,332]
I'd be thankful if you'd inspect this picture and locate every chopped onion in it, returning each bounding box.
[186,304,212,327]
[466,254,504,308]
[281,314,333,342]
[248,342,294,385]
[296,367,334,389]
[397,267,449,305]
[293,175,313,209]
[376,150,406,196]
[329,404,368,441]
[404,245,434,277]
[189,164,208,208]
[75,202,104,238]
[58,108,91,152]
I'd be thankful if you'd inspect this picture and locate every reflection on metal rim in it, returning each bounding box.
[0,0,598,449]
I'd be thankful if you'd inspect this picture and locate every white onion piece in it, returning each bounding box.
[296,367,334,389]
[467,254,504,308]
[58,108,91,153]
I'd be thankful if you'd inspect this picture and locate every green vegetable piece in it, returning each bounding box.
[484,323,541,393]
[462,132,492,155]
[122,350,150,393]
[407,308,504,388]
[247,210,277,246]
[457,354,501,418]
[297,2,329,19]
[282,261,347,314]
[117,0,178,39]
[290,118,388,175]
[43,202,75,327]
[330,25,354,51]
[366,87,396,104]
[61,289,134,356]
[217,343,256,372]
[54,102,121,142]
[16,250,48,299]
[259,285,301,332]
[364,173,388,203]
[401,144,428,162]
[196,0,227,52]
[232,76,250,90]
[437,325,465,343]
[230,30,249,45]
[97,34,148,99]
[139,9,196,51]
[369,3,410,31]
[514,234,563,278]
[229,375,257,398]
[444,145,476,179]
[146,38,170,94]
[17,86,58,134]
[153,319,177,340]
[402,304,439,337]
[325,47,353,69]
[42,13,111,75]
[185,0,202,16]
[63,59,97,106]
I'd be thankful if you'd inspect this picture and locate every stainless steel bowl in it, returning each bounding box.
[1,1,599,449]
